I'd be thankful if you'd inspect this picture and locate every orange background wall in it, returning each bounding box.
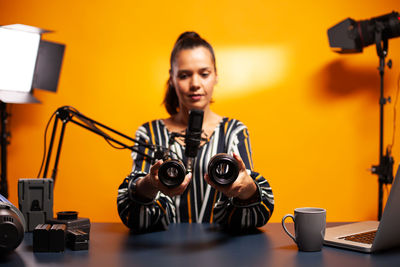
[1,1,400,223]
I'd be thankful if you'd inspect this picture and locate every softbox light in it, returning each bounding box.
[0,24,65,103]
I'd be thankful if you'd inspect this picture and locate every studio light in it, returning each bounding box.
[327,11,400,220]
[0,24,65,198]
[327,11,400,53]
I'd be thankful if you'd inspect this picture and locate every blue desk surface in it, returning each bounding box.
[2,222,400,267]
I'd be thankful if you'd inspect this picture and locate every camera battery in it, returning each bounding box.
[49,224,66,252]
[33,224,51,252]
[18,179,54,232]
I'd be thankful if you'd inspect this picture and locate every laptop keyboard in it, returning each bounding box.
[339,230,377,244]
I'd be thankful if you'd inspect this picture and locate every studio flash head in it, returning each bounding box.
[158,159,187,188]
[328,11,400,53]
[207,153,240,186]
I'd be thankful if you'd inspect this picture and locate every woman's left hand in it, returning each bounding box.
[204,153,257,200]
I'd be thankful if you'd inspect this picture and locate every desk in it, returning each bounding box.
[2,223,400,267]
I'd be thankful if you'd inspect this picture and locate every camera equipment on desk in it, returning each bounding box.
[54,211,90,251]
[327,11,400,220]
[27,105,170,251]
[0,194,25,253]
[17,177,90,252]
[33,211,90,252]
[33,224,66,252]
[9,105,162,253]
[47,211,90,234]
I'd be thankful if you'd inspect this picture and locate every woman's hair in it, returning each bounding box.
[163,32,216,115]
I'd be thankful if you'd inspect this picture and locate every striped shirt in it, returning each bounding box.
[117,117,274,232]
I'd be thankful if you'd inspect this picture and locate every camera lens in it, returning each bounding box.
[207,153,239,186]
[158,159,186,188]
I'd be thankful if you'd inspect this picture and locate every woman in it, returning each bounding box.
[117,32,274,232]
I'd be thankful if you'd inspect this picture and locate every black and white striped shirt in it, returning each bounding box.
[117,117,274,232]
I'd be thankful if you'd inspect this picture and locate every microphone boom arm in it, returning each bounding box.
[42,106,157,182]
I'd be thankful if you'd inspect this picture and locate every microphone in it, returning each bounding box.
[185,109,204,173]
[158,109,203,187]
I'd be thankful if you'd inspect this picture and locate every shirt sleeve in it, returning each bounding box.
[212,122,274,231]
[117,122,175,233]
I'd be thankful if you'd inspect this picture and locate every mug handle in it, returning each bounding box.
[282,214,296,243]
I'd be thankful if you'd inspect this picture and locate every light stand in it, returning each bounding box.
[0,103,9,197]
[42,106,158,182]
[370,28,394,220]
[327,11,400,220]
[0,24,65,198]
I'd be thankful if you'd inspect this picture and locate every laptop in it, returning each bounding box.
[323,165,400,253]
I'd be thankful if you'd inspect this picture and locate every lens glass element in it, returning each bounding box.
[166,167,179,178]
[216,163,229,175]
[208,154,239,186]
[158,159,186,188]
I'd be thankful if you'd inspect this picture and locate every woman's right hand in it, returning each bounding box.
[135,160,192,199]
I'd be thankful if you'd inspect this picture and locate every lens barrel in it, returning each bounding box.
[158,159,187,188]
[207,153,239,186]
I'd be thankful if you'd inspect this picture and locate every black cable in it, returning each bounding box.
[37,111,57,178]
[103,138,126,150]
[101,132,184,160]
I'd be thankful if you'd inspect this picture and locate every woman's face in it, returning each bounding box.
[171,46,217,113]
